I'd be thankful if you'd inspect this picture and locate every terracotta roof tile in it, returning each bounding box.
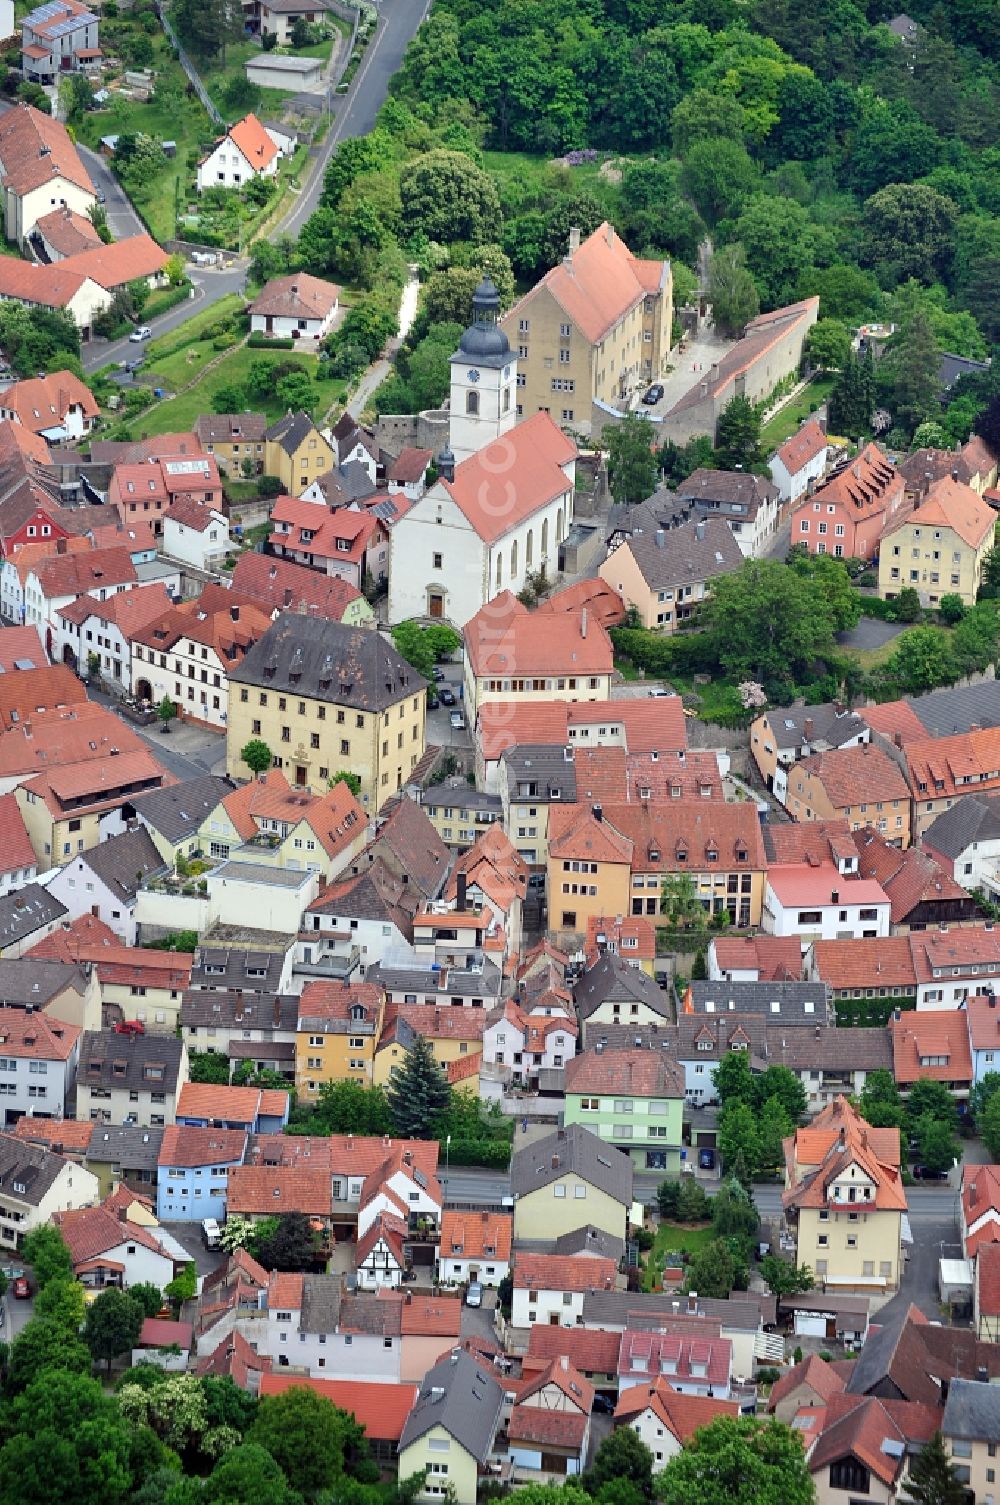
[231,551,363,620]
[465,590,613,680]
[440,1211,512,1264]
[565,1047,684,1098]
[796,743,910,809]
[158,1125,247,1168]
[13,1115,93,1152]
[0,103,94,198]
[508,1406,587,1448]
[227,1165,332,1216]
[512,1253,617,1293]
[768,1353,846,1412]
[226,113,279,171]
[34,206,100,256]
[775,419,828,475]
[853,827,971,925]
[442,415,576,546]
[808,936,917,992]
[891,475,995,550]
[0,370,98,434]
[0,1005,78,1060]
[537,577,626,629]
[615,1377,740,1440]
[890,1009,973,1085]
[505,223,666,346]
[710,935,803,982]
[250,273,339,320]
[526,1324,621,1374]
[258,1375,416,1440]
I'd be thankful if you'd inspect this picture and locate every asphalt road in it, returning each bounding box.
[82,0,432,370]
[87,683,227,783]
[278,0,432,239]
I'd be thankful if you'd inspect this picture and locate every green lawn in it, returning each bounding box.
[199,38,314,115]
[760,374,837,452]
[134,345,332,435]
[77,38,215,243]
[144,294,246,366]
[643,1221,714,1291]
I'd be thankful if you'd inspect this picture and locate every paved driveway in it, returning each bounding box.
[836,619,907,652]
[427,663,472,751]
[630,328,735,416]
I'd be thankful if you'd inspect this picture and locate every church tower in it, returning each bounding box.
[448,277,517,465]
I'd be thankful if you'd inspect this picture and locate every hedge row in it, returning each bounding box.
[248,332,295,349]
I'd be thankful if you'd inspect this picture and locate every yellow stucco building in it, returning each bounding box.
[226,613,426,811]
[295,980,383,1096]
[783,1098,906,1291]
[500,222,672,431]
[878,476,997,608]
[263,411,334,496]
[511,1123,635,1244]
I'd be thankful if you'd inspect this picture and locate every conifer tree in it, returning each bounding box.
[386,1034,450,1138]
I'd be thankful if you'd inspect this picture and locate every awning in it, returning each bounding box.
[901,1213,913,1246]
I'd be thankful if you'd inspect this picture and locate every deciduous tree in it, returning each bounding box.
[707,244,760,337]
[657,1415,814,1505]
[900,1430,967,1505]
[85,1288,143,1373]
[21,1225,73,1288]
[250,1385,376,1498]
[715,395,764,471]
[604,414,658,506]
[683,1238,736,1300]
[400,150,501,246]
[241,739,273,776]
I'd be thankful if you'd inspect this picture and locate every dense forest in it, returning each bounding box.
[252,0,999,446]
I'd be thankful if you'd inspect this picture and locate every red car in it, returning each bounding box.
[12,1276,31,1299]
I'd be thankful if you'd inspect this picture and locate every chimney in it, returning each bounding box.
[56,537,67,555]
[561,1355,569,1371]
[568,226,581,257]
[803,717,814,741]
[687,1292,698,1313]
[655,529,665,549]
[593,803,603,822]
[605,223,614,247]
[230,605,240,622]
[952,469,960,482]
[581,607,588,638]
[456,872,467,913]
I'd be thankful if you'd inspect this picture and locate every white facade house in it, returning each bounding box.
[0,1135,99,1249]
[196,113,280,193]
[21,0,98,82]
[0,104,96,246]
[46,832,165,945]
[357,1161,441,1238]
[768,420,829,504]
[483,999,577,1085]
[249,273,339,342]
[161,499,230,571]
[761,868,891,946]
[388,280,576,629]
[356,1212,406,1290]
[0,1007,79,1128]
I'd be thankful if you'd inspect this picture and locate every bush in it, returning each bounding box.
[635,1225,655,1251]
[248,332,295,349]
[445,1139,511,1168]
[259,475,282,498]
[757,1366,780,1385]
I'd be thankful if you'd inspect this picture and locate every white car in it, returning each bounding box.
[129,326,152,342]
[201,1218,222,1249]
[449,710,465,730]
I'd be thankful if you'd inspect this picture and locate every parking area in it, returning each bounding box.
[630,329,736,416]
[426,662,473,751]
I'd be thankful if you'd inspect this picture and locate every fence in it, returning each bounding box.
[154,3,223,126]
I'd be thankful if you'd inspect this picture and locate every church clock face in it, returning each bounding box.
[467,368,481,383]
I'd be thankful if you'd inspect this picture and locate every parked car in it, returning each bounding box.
[129,326,152,342]
[912,1165,949,1180]
[432,667,445,682]
[642,383,664,404]
[466,1281,483,1308]
[450,710,466,730]
[698,1148,716,1170]
[592,1394,615,1414]
[528,873,545,891]
[12,1276,31,1299]
[647,687,671,697]
[439,686,456,706]
[427,690,439,710]
[201,1218,222,1249]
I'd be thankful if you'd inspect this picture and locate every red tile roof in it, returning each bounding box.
[809,1393,940,1487]
[537,577,626,630]
[0,790,38,870]
[34,206,101,257]
[164,494,223,532]
[614,1377,740,1440]
[177,1082,288,1124]
[440,1210,512,1264]
[775,419,828,476]
[565,1047,684,1099]
[0,370,98,433]
[905,727,1000,804]
[443,415,576,546]
[196,1328,272,1387]
[709,936,803,982]
[356,1210,407,1271]
[505,223,667,346]
[465,590,612,679]
[784,1097,907,1214]
[399,1295,462,1336]
[508,1406,587,1449]
[585,913,657,966]
[32,545,137,599]
[13,1116,93,1153]
[0,1006,78,1060]
[54,1200,173,1267]
[898,476,996,550]
[477,696,686,762]
[808,936,917,992]
[852,827,970,925]
[512,1253,616,1293]
[977,1242,1000,1316]
[890,1009,973,1086]
[618,1329,731,1389]
[226,1166,332,1216]
[767,1353,846,1413]
[231,551,363,621]
[250,273,339,321]
[859,699,929,746]
[226,113,279,171]
[158,1125,247,1168]
[526,1324,621,1375]
[139,1317,193,1350]
[0,103,94,197]
[258,1375,417,1440]
[795,743,910,810]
